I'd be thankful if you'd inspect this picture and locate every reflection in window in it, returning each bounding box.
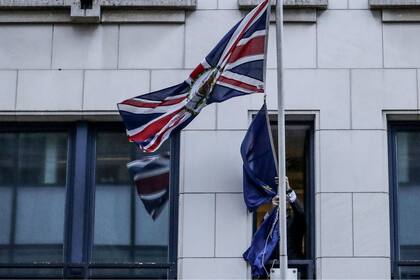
[396,132,420,261]
[92,131,170,264]
[0,132,67,263]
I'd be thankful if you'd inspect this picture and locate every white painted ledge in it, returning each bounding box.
[369,0,420,8]
[0,0,196,9]
[369,0,420,22]
[382,9,420,21]
[238,0,328,9]
[0,0,195,23]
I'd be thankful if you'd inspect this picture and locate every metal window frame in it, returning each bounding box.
[252,118,316,279]
[0,122,180,279]
[0,122,74,279]
[388,121,420,279]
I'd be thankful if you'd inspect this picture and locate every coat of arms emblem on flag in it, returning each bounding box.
[118,0,270,152]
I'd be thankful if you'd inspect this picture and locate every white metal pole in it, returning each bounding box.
[275,0,288,279]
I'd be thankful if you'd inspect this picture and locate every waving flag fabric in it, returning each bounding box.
[118,0,270,152]
[243,207,280,278]
[241,103,278,212]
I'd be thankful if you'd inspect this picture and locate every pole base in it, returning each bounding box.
[270,268,298,280]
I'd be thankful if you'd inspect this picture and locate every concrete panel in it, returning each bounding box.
[384,23,420,68]
[186,105,217,130]
[185,10,242,68]
[197,0,217,9]
[0,71,17,110]
[320,130,387,193]
[83,70,150,111]
[267,23,317,69]
[182,130,245,193]
[284,69,350,129]
[215,194,249,257]
[217,94,257,130]
[349,0,370,8]
[328,0,348,9]
[320,257,391,279]
[17,70,83,111]
[150,69,190,91]
[150,69,216,130]
[52,25,118,69]
[320,193,353,257]
[317,10,382,68]
[353,193,390,257]
[351,69,417,129]
[180,258,247,279]
[218,0,238,9]
[179,194,215,257]
[251,69,350,129]
[0,25,52,69]
[119,24,184,69]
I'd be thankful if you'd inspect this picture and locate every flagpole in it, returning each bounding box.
[275,0,288,279]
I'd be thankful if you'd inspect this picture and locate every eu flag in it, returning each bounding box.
[240,103,278,211]
[243,207,279,278]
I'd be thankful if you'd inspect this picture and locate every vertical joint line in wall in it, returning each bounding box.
[82,70,86,110]
[149,70,152,92]
[347,0,349,9]
[351,193,355,256]
[183,15,187,69]
[14,71,19,110]
[117,24,121,69]
[214,194,217,257]
[349,70,353,130]
[50,24,55,69]
[315,19,318,68]
[381,12,385,68]
[215,104,218,129]
[319,193,322,258]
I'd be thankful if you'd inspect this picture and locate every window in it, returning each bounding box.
[389,122,420,279]
[0,122,179,279]
[254,118,315,279]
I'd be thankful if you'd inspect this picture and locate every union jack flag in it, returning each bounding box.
[118,0,270,152]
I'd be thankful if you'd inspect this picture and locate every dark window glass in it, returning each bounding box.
[0,123,177,279]
[0,132,67,264]
[395,131,420,261]
[92,131,170,264]
[399,266,420,279]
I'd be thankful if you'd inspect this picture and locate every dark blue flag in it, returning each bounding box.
[243,207,280,278]
[240,103,278,211]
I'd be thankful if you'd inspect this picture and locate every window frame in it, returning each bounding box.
[0,122,73,279]
[252,117,316,279]
[0,121,180,279]
[388,121,420,279]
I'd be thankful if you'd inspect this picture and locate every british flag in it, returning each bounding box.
[118,0,270,152]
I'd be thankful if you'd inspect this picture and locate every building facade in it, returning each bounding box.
[0,0,420,279]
